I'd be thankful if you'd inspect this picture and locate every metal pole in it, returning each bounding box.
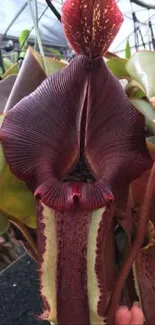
[44,0,61,22]
[0,48,5,73]
[131,0,155,10]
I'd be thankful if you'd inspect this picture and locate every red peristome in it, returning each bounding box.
[62,0,124,57]
[35,179,114,211]
[36,202,51,319]
[37,203,46,263]
[95,206,116,317]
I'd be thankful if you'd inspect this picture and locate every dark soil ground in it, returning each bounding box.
[0,253,50,325]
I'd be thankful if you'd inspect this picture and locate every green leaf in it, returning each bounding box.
[105,51,120,59]
[18,29,30,60]
[3,58,13,71]
[33,49,67,75]
[0,213,9,236]
[126,50,155,99]
[2,63,19,79]
[107,58,130,79]
[130,98,155,135]
[43,46,64,59]
[134,89,145,99]
[19,29,30,50]
[125,39,131,59]
[125,80,145,99]
[0,115,36,228]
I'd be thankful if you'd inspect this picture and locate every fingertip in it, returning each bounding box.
[130,305,144,325]
[115,306,131,325]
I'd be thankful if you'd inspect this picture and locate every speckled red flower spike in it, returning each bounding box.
[0,0,153,324]
[62,0,123,57]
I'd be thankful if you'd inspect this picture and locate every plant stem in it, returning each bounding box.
[27,0,48,75]
[34,0,38,51]
[0,48,5,74]
[20,6,48,50]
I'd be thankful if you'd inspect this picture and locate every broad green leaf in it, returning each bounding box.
[131,98,155,135]
[134,89,145,99]
[126,51,155,99]
[32,48,67,75]
[0,115,36,228]
[2,63,19,79]
[3,58,13,71]
[107,58,130,79]
[125,39,131,59]
[19,29,30,50]
[0,213,9,236]
[105,51,119,59]
[125,80,145,99]
[43,46,64,59]
[12,52,18,63]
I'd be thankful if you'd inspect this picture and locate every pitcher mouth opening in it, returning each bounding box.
[34,150,114,211]
[63,155,96,184]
